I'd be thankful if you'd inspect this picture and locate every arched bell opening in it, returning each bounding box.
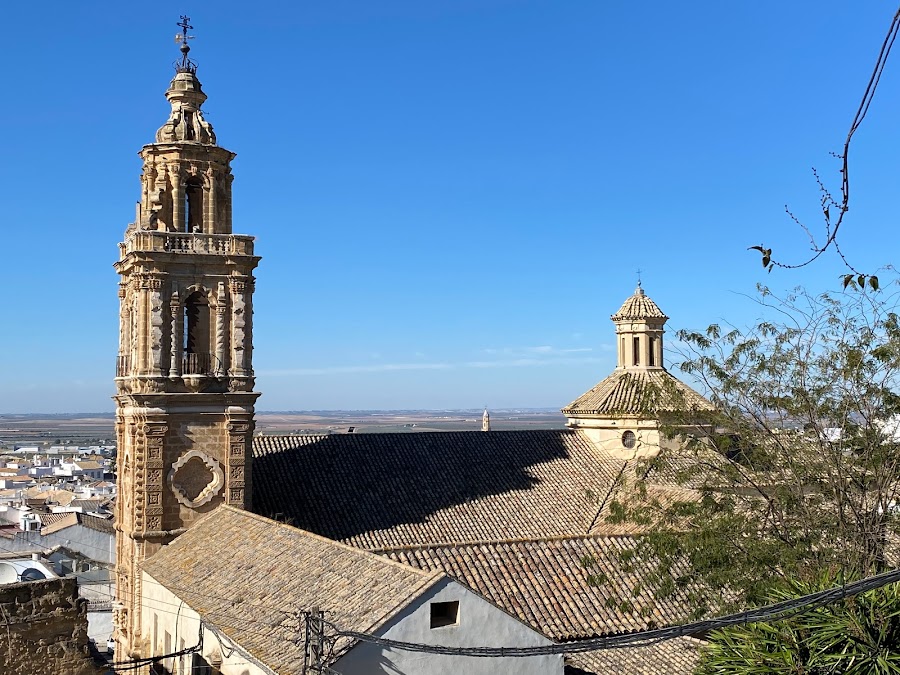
[183,290,212,374]
[184,177,204,233]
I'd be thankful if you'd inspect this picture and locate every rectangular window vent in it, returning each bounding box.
[430,600,459,628]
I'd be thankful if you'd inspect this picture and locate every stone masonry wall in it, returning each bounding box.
[0,577,98,675]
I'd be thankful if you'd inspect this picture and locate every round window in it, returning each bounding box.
[622,430,637,449]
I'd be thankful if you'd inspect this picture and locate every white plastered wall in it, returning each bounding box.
[335,577,562,675]
[140,571,269,675]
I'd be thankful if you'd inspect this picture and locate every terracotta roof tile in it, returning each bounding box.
[78,513,114,534]
[38,512,71,527]
[252,430,628,549]
[143,506,443,673]
[562,369,714,416]
[41,512,78,535]
[565,637,702,674]
[383,536,692,640]
[611,286,668,321]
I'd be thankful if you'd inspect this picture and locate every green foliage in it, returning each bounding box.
[696,574,900,674]
[608,280,900,617]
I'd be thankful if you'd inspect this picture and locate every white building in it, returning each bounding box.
[141,506,561,675]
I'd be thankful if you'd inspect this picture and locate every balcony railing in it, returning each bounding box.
[183,352,221,376]
[115,353,221,377]
[122,231,254,256]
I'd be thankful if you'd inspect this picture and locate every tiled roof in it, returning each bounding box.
[565,637,702,674]
[384,535,692,640]
[78,513,114,534]
[69,499,104,512]
[39,512,72,528]
[562,369,714,416]
[611,286,668,321]
[51,490,78,506]
[143,505,444,673]
[41,512,78,535]
[39,511,114,535]
[252,430,629,549]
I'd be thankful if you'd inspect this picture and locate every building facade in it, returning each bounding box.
[112,35,260,657]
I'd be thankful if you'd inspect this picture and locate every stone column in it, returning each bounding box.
[172,168,184,233]
[169,291,182,377]
[118,284,128,374]
[147,276,165,377]
[130,290,139,375]
[229,279,248,378]
[225,173,234,233]
[205,167,217,234]
[136,278,149,376]
[215,282,227,377]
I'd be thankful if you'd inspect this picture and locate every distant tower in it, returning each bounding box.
[112,18,260,657]
[482,407,491,432]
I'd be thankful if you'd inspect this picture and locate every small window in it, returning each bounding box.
[648,337,656,367]
[633,336,640,366]
[622,430,637,449]
[430,601,459,628]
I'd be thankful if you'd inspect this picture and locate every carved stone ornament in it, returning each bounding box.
[167,450,224,508]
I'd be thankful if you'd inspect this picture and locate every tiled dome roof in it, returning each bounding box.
[611,285,668,321]
[561,369,714,416]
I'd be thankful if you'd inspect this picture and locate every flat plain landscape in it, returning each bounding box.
[0,409,566,448]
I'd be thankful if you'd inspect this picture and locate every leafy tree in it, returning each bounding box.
[607,282,900,617]
[696,573,900,674]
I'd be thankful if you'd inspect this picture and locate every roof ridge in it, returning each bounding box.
[370,532,641,553]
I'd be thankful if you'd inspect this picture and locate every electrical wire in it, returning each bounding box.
[105,622,202,671]
[324,566,900,658]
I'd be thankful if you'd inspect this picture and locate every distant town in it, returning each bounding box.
[0,409,566,449]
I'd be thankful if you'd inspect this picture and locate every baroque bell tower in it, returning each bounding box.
[113,18,260,656]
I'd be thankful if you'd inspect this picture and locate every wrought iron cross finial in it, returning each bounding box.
[174,15,197,73]
[177,15,194,42]
[636,268,643,287]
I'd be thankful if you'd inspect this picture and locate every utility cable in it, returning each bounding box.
[326,566,900,658]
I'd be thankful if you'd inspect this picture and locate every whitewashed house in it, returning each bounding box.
[141,506,561,675]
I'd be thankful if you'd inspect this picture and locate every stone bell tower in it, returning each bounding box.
[113,19,260,656]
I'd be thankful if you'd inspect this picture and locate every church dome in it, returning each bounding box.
[611,284,668,322]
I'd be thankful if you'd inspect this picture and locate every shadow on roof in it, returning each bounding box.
[251,430,581,544]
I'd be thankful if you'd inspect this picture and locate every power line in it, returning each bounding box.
[325,567,900,658]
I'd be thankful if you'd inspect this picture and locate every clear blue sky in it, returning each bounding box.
[1,1,898,413]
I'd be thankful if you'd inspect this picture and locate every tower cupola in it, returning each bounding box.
[156,70,216,144]
[561,285,714,459]
[611,283,668,370]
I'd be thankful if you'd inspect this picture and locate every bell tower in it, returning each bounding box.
[113,18,260,657]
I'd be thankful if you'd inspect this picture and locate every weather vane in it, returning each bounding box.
[174,15,197,73]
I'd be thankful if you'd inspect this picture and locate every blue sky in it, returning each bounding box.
[1,1,898,413]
